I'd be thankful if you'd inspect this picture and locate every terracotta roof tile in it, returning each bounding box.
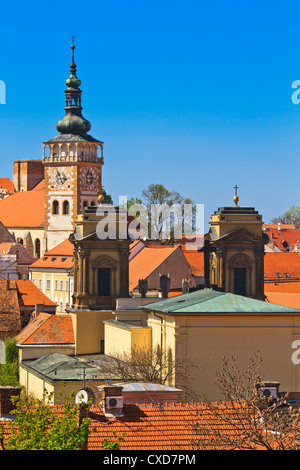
[0,189,44,227]
[265,281,300,309]
[79,402,268,450]
[129,246,179,291]
[263,225,300,250]
[15,280,56,307]
[30,239,74,269]
[15,312,74,344]
[0,177,15,193]
[264,252,300,280]
[183,251,204,276]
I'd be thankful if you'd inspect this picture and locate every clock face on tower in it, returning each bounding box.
[51,167,70,190]
[81,166,97,191]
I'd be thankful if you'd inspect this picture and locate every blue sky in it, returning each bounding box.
[0,0,300,230]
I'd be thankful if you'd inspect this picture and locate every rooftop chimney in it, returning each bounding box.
[0,386,22,419]
[99,384,124,417]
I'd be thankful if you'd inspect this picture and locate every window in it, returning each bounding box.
[60,280,64,291]
[66,280,69,291]
[52,200,59,215]
[35,239,41,258]
[46,279,51,290]
[234,267,246,296]
[59,300,63,312]
[55,280,58,290]
[98,268,111,296]
[284,273,290,278]
[63,200,69,215]
[38,279,42,290]
[275,273,282,278]
[100,339,105,354]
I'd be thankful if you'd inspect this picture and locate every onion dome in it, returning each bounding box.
[56,43,91,136]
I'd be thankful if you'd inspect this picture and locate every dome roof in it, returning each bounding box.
[56,113,91,135]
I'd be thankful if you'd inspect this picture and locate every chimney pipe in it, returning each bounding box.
[0,386,22,418]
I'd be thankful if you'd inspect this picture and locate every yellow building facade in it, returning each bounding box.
[29,239,74,314]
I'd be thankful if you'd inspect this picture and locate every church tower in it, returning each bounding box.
[207,187,267,300]
[43,42,104,251]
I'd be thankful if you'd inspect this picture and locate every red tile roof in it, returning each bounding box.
[129,246,179,291]
[30,239,74,269]
[45,239,74,256]
[265,281,300,309]
[264,252,300,280]
[31,180,45,191]
[0,177,15,194]
[183,251,204,276]
[0,189,44,227]
[0,242,14,254]
[15,312,74,344]
[263,225,300,250]
[15,280,56,307]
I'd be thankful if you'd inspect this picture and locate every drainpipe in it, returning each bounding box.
[154,312,164,383]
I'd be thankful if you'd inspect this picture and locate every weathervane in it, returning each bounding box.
[233,185,239,206]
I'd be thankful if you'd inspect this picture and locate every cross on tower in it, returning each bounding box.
[233,185,239,206]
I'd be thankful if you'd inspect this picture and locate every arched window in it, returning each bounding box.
[90,200,95,206]
[83,200,88,208]
[52,200,59,215]
[63,200,69,215]
[35,238,41,258]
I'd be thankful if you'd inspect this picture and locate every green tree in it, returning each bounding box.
[141,184,194,239]
[5,338,18,364]
[101,430,126,450]
[101,187,113,205]
[0,338,19,386]
[270,205,300,228]
[0,390,91,450]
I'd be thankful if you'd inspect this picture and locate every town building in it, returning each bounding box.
[29,239,74,313]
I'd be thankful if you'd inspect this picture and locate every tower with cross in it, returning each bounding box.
[42,40,104,251]
[204,187,267,300]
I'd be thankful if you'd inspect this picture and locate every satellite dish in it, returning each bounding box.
[75,389,88,404]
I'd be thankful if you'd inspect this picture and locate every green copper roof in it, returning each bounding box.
[44,133,102,143]
[143,288,300,314]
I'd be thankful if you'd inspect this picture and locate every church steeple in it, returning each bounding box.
[42,40,104,251]
[56,41,91,136]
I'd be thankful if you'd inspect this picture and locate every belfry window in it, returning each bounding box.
[63,200,69,215]
[52,200,59,215]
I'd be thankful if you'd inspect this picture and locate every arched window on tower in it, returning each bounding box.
[63,200,69,215]
[35,238,41,258]
[52,200,59,215]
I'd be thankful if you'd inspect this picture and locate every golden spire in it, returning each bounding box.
[233,184,239,205]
